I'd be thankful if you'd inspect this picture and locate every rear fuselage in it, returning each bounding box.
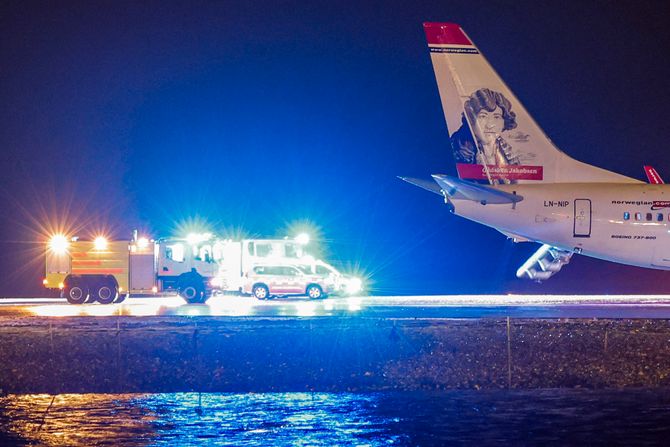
[452,183,670,269]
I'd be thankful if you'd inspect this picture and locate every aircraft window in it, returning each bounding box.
[658,213,665,222]
[646,213,653,221]
[623,212,630,220]
[635,212,642,221]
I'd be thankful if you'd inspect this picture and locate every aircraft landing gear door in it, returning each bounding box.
[573,199,592,238]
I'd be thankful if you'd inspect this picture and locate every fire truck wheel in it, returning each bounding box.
[64,279,88,305]
[95,280,118,305]
[85,291,97,303]
[180,283,204,304]
[306,284,323,300]
[252,284,270,300]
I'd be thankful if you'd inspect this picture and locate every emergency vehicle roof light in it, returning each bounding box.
[295,233,310,245]
[48,234,69,254]
[186,232,211,245]
[137,237,149,249]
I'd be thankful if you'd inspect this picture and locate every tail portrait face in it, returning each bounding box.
[449,88,524,183]
[464,88,517,137]
[474,107,504,145]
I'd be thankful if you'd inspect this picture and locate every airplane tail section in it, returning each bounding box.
[424,22,640,185]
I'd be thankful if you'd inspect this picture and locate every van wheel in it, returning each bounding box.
[180,282,204,304]
[95,279,118,305]
[64,279,88,305]
[307,284,323,300]
[252,284,269,300]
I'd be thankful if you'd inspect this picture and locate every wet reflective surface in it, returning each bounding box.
[3,294,670,319]
[1,389,669,446]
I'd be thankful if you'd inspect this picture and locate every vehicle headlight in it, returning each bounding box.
[345,277,362,294]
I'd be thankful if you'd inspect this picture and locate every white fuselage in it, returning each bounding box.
[452,183,670,269]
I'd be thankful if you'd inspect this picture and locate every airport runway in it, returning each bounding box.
[2,294,670,319]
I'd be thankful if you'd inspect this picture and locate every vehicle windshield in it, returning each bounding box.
[315,264,336,275]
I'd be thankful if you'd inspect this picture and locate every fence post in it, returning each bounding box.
[506,317,512,389]
[116,316,122,390]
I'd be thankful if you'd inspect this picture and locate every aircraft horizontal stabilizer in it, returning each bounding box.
[516,244,573,281]
[397,176,443,196]
[431,174,524,204]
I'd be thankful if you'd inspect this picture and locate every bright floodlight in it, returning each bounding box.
[48,234,69,254]
[186,232,211,245]
[295,233,310,245]
[94,236,108,250]
[137,237,149,249]
[186,233,198,245]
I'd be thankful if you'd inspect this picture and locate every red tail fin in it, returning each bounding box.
[644,166,665,184]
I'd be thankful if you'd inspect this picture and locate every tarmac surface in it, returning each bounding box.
[2,294,670,319]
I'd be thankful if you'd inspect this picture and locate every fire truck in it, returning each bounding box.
[43,232,316,304]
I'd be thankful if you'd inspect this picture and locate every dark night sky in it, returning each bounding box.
[1,0,669,296]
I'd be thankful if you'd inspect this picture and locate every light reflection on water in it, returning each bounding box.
[1,390,670,446]
[0,393,404,446]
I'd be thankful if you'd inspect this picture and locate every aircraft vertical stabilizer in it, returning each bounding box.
[423,22,641,185]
